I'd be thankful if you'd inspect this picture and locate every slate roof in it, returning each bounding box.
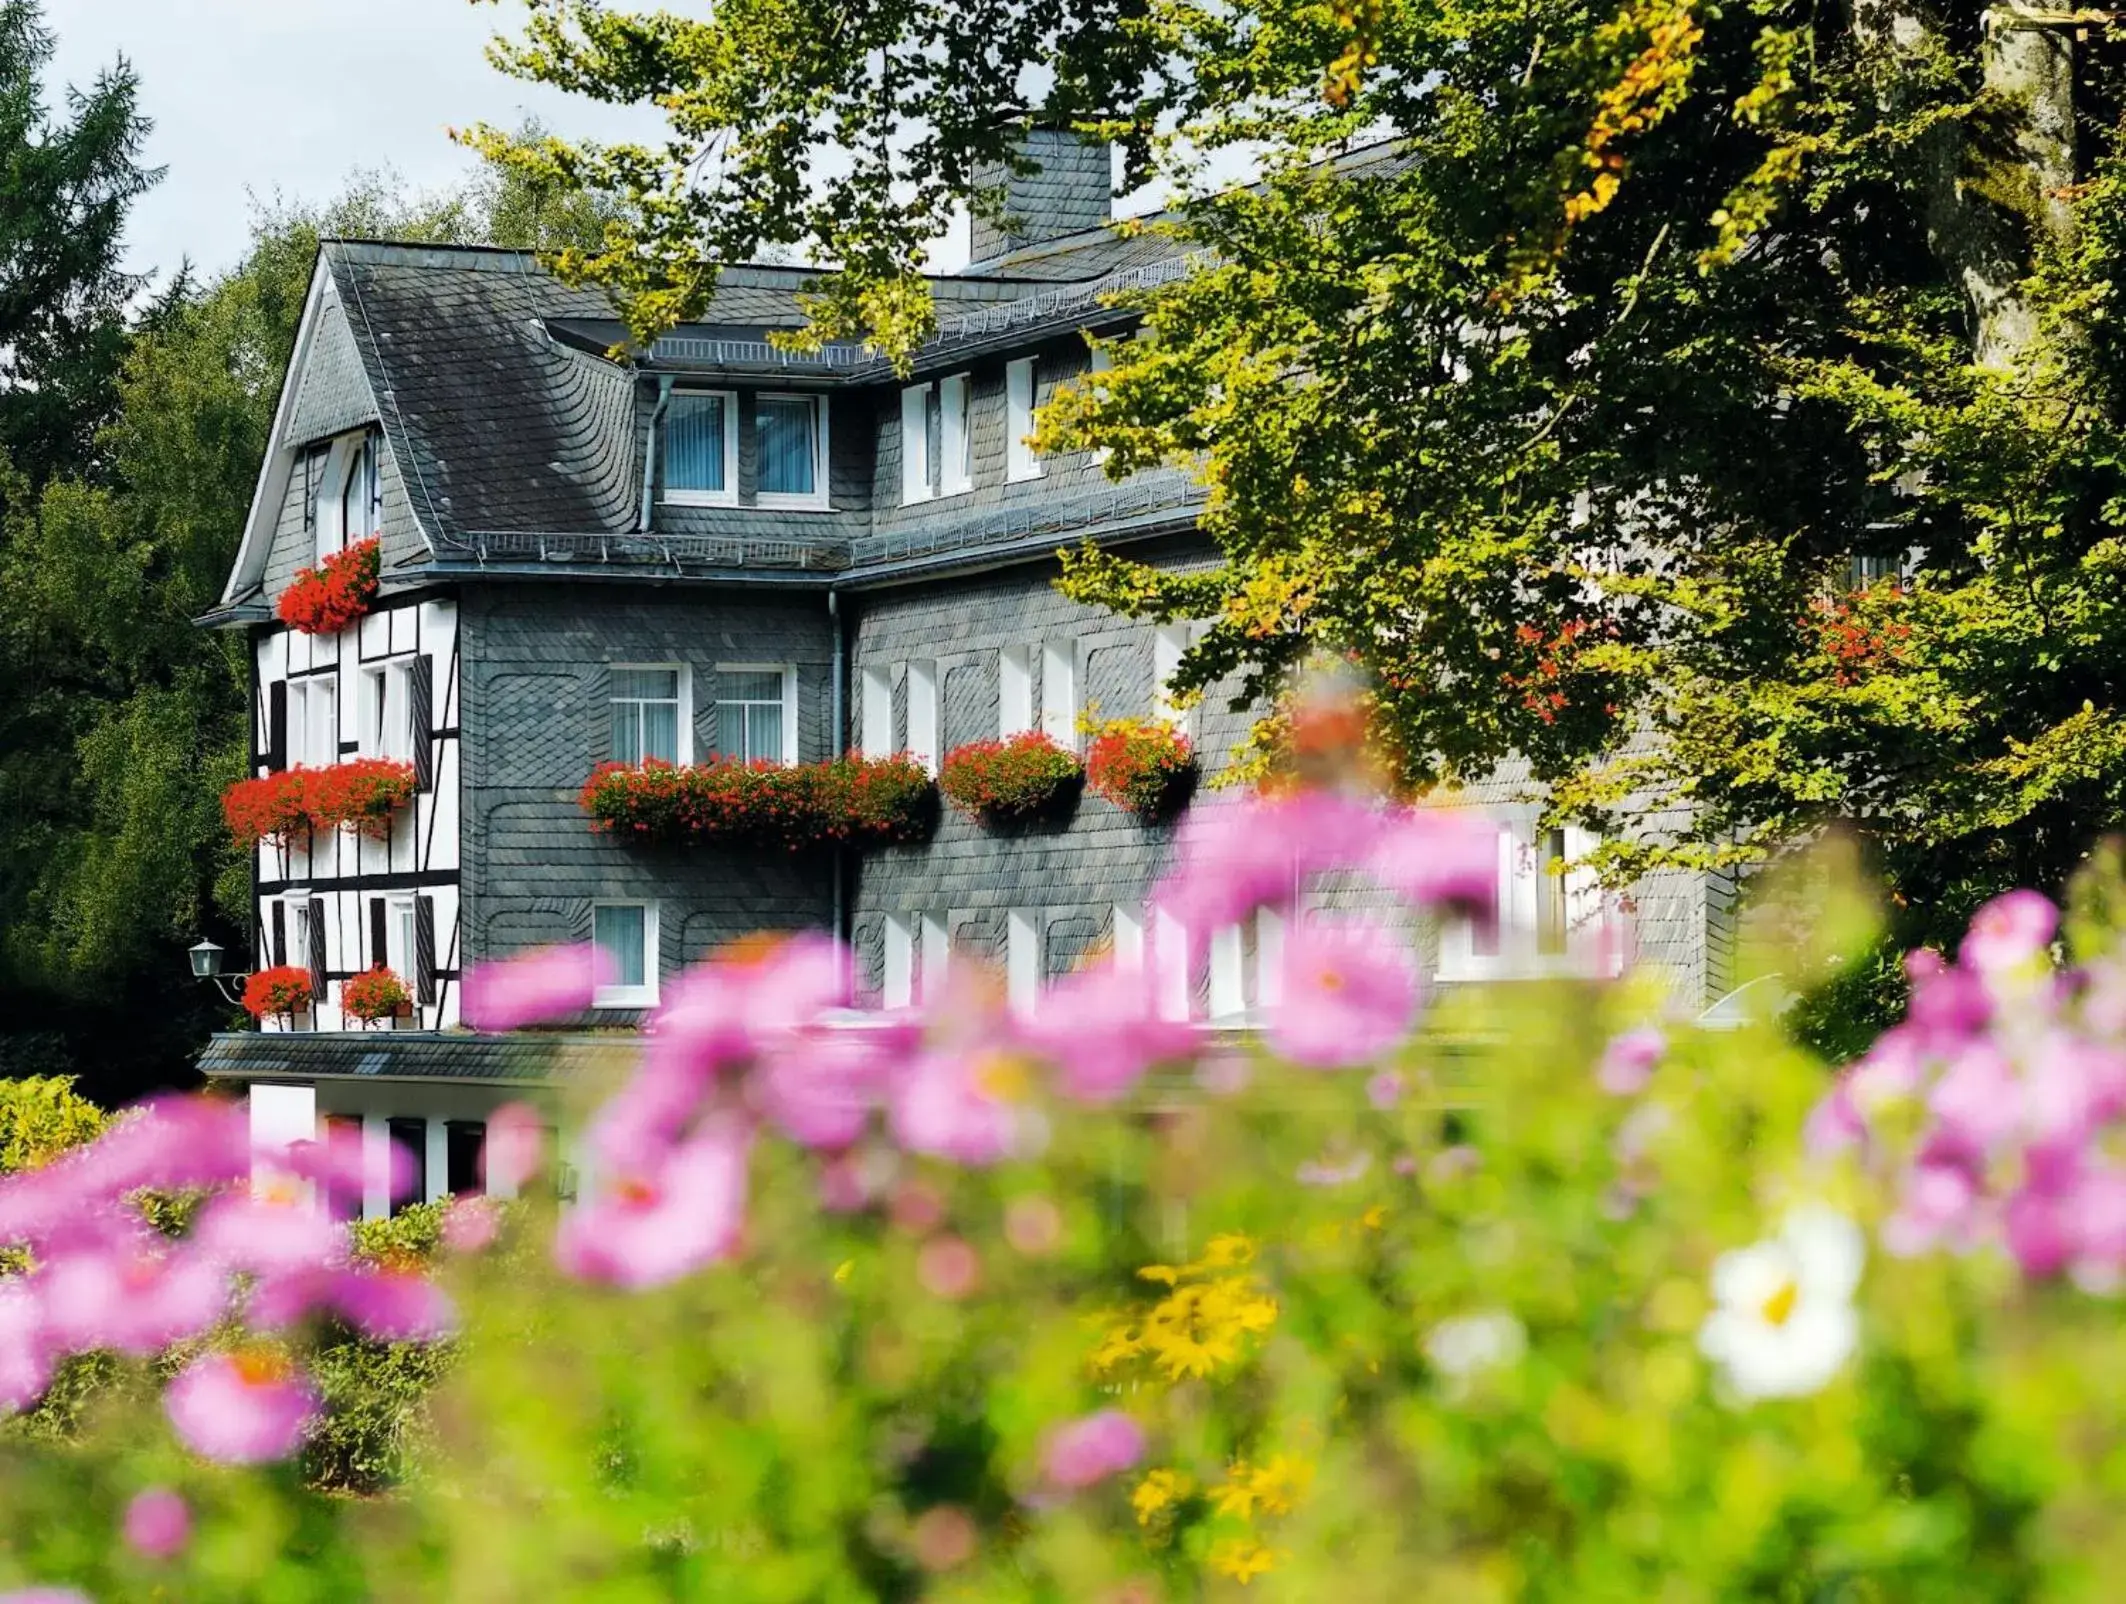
[199,1028,642,1085]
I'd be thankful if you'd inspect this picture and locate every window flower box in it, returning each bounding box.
[1085,719,1199,821]
[939,733,1083,827]
[342,966,412,1027]
[277,536,380,636]
[579,756,936,851]
[242,965,313,1021]
[222,759,416,848]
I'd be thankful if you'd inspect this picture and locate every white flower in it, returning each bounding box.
[1423,1310,1527,1380]
[1699,1205,1864,1402]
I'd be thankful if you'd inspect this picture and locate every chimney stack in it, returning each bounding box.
[968,128,1113,267]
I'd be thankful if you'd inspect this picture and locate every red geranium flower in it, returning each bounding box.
[277,538,380,636]
[342,966,411,1025]
[579,756,935,850]
[1084,720,1198,820]
[242,966,313,1020]
[938,733,1082,826]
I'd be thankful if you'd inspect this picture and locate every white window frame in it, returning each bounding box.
[1007,912,1040,1015]
[906,659,940,775]
[713,662,798,766]
[386,895,418,980]
[360,659,416,762]
[1207,923,1247,1022]
[882,914,915,1009]
[290,675,338,769]
[1112,905,1147,974]
[660,390,739,508]
[1087,343,1113,466]
[1006,357,1043,482]
[900,383,933,506]
[918,913,950,1005]
[591,900,660,1009]
[1437,822,1614,982]
[859,666,893,758]
[1153,623,1199,729]
[938,373,972,496]
[609,663,691,767]
[285,894,317,1029]
[312,431,377,562]
[754,391,832,511]
[998,645,1033,738]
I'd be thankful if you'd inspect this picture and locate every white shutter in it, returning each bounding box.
[900,384,931,505]
[1006,358,1041,481]
[939,373,971,494]
[998,645,1033,737]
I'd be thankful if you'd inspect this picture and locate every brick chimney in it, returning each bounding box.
[968,128,1113,266]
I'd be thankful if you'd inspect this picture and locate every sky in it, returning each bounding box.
[43,0,664,284]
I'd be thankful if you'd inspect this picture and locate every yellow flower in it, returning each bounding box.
[1209,1539,1283,1585]
[1089,1321,1143,1374]
[1202,1233,1257,1269]
[1131,1468,1192,1526]
[1244,1454,1315,1517]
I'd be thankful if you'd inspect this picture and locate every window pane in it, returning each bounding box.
[612,668,679,702]
[341,444,368,539]
[665,395,727,492]
[721,670,783,702]
[640,701,679,765]
[594,905,646,989]
[746,703,784,763]
[757,397,817,497]
[611,704,641,767]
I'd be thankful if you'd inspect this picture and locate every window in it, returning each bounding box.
[1007,912,1039,1014]
[1088,343,1113,465]
[999,645,1033,738]
[387,896,417,977]
[362,661,414,761]
[906,660,939,774]
[756,393,828,508]
[610,666,685,767]
[1112,905,1147,974]
[883,915,915,1009]
[1535,828,1569,958]
[900,384,932,505]
[290,677,338,768]
[388,1118,428,1214]
[662,392,736,505]
[592,902,659,1007]
[715,665,795,765]
[312,431,378,561]
[1039,641,1078,749]
[1437,821,1613,981]
[445,1121,486,1197]
[919,913,950,1005]
[1207,923,1246,1021]
[859,666,893,758]
[938,374,971,495]
[1153,624,1192,728]
[1151,906,1190,1022]
[1006,357,1042,482]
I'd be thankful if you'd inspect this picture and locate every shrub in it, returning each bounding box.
[579,755,936,850]
[241,965,312,1019]
[276,537,380,635]
[221,760,414,848]
[341,967,411,1024]
[0,1078,107,1176]
[939,733,1083,825]
[1085,717,1198,819]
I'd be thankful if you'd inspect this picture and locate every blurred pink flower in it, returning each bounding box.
[0,1280,51,1412]
[441,1195,500,1254]
[462,943,613,1031]
[755,1029,903,1150]
[2068,1164,2126,1288]
[122,1487,191,1561]
[164,1350,318,1465]
[1904,951,1991,1043]
[917,1235,981,1300]
[0,1590,93,1603]
[1296,1150,1373,1187]
[39,1243,226,1358]
[1881,1160,1981,1257]
[191,1187,345,1276]
[483,1102,546,1194]
[644,934,848,1087]
[1268,920,1420,1068]
[1802,1080,1865,1159]
[889,1051,1022,1166]
[1366,1071,1405,1110]
[1041,1409,1147,1490]
[2004,1183,2075,1279]
[77,1098,252,1201]
[555,1118,750,1290]
[1960,890,2058,976]
[321,1268,456,1342]
[1923,1042,2019,1159]
[1596,1027,1666,1096]
[1156,793,1376,933]
[1021,963,1194,1105]
[1365,808,1502,919]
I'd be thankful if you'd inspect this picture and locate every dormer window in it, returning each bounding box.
[662,391,737,506]
[310,428,380,562]
[756,393,829,509]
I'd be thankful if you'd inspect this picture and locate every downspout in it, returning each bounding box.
[637,374,674,533]
[829,587,848,998]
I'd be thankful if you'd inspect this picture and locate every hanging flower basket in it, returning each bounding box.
[242,966,313,1021]
[342,966,412,1026]
[939,733,1083,827]
[1085,719,1198,821]
[580,756,936,851]
[222,759,415,848]
[277,537,380,636]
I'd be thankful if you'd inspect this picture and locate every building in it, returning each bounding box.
[196,135,1733,1209]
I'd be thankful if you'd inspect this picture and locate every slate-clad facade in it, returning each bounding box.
[197,135,1733,1207]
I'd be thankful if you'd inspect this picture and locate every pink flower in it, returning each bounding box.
[1041,1409,1147,1490]
[1882,1161,1981,1257]
[266,1268,454,1342]
[190,1187,345,1276]
[0,1591,93,1603]
[77,1098,252,1200]
[441,1195,500,1254]
[1268,920,1421,1068]
[754,1029,905,1150]
[0,1280,51,1411]
[1365,807,1502,917]
[462,943,614,1031]
[1904,952,1991,1044]
[555,1118,750,1290]
[1020,963,1194,1105]
[889,1051,1022,1166]
[483,1103,546,1194]
[164,1350,318,1465]
[1596,1027,1666,1096]
[1923,1042,2019,1159]
[917,1236,981,1300]
[1296,1150,1373,1187]
[1960,890,2058,976]
[1803,1080,1866,1159]
[1367,1070,1406,1109]
[1156,793,1373,932]
[122,1487,191,1560]
[2068,1164,2126,1288]
[2004,1183,2076,1279]
[39,1242,227,1358]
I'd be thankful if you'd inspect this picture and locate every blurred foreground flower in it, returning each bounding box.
[1699,1206,1863,1401]
[122,1487,191,1561]
[1041,1409,1147,1490]
[164,1350,320,1465]
[462,942,613,1030]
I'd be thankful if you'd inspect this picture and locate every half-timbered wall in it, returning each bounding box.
[250,594,463,1032]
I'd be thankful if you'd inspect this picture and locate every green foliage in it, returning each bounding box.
[0,1074,106,1173]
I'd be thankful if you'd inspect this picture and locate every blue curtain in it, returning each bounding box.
[665,395,727,492]
[757,397,818,498]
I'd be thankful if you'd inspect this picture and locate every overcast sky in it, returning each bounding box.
[43,0,664,285]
